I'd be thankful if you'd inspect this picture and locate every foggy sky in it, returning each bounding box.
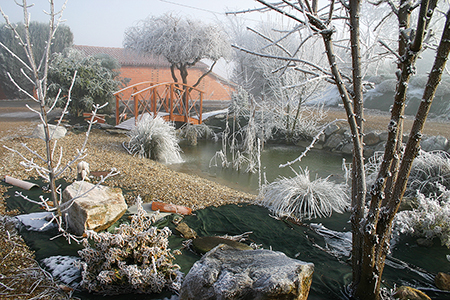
[1,0,261,47]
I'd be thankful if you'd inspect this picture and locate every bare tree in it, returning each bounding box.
[123,13,231,88]
[231,1,450,299]
[0,0,117,242]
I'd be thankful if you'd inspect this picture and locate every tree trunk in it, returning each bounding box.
[352,1,446,299]
[179,64,189,122]
[348,0,366,291]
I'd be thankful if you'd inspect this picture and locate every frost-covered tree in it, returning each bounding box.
[0,21,73,98]
[232,1,450,299]
[47,48,123,116]
[0,0,117,243]
[123,13,231,88]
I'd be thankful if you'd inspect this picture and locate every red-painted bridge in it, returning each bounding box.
[114,81,203,126]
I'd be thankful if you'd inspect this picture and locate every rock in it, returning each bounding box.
[393,286,431,300]
[435,272,450,291]
[192,236,253,254]
[175,222,197,239]
[180,245,314,300]
[62,181,127,236]
[421,135,448,151]
[379,131,389,141]
[375,142,386,152]
[364,147,375,158]
[99,123,114,129]
[324,123,340,136]
[365,132,381,146]
[30,124,67,140]
[324,133,344,149]
[341,142,353,154]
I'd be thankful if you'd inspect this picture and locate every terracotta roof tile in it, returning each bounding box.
[72,45,236,87]
[73,45,172,67]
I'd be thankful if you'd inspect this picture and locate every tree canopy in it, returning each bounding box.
[47,48,124,116]
[0,21,73,98]
[123,13,231,87]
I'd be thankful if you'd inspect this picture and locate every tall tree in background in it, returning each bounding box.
[233,1,450,299]
[123,13,231,88]
[0,21,73,98]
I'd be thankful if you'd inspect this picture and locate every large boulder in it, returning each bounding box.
[31,124,67,140]
[62,181,127,235]
[180,244,314,300]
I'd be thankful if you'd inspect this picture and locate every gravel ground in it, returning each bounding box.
[0,103,255,299]
[0,102,449,298]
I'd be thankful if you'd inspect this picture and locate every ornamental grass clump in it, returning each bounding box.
[127,115,183,164]
[77,197,182,295]
[258,167,350,220]
[394,187,450,248]
[407,150,450,197]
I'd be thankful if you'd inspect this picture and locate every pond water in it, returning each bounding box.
[171,139,349,194]
[4,140,450,300]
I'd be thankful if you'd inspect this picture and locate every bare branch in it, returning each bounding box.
[232,44,339,79]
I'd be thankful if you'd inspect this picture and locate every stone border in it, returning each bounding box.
[297,123,449,157]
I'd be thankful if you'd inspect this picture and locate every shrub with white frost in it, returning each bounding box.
[394,187,450,248]
[127,115,183,164]
[407,150,450,197]
[257,167,350,220]
[365,150,450,197]
[77,197,182,295]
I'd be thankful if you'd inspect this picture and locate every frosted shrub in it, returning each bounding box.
[127,115,183,164]
[179,123,216,145]
[77,197,182,295]
[407,150,450,197]
[365,150,450,197]
[258,167,350,220]
[394,188,450,248]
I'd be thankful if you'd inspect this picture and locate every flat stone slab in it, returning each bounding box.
[30,124,67,140]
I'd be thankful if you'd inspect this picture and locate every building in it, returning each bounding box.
[73,45,236,102]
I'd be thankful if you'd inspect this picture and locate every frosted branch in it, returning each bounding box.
[279,119,345,168]
[6,72,37,101]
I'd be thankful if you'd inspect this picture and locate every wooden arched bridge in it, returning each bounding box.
[114,81,203,126]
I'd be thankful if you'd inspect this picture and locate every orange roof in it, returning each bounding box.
[73,45,208,69]
[73,45,237,88]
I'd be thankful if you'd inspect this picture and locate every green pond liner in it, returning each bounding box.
[3,180,450,299]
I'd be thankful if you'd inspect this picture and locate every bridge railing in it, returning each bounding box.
[114,82,203,125]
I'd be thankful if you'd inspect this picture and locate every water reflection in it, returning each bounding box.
[171,140,348,194]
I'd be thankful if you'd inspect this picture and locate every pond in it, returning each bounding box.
[4,140,450,299]
[171,139,349,194]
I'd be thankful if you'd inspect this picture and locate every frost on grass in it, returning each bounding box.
[127,115,183,164]
[77,197,182,295]
[365,150,450,197]
[394,187,450,248]
[407,150,450,197]
[257,167,350,220]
